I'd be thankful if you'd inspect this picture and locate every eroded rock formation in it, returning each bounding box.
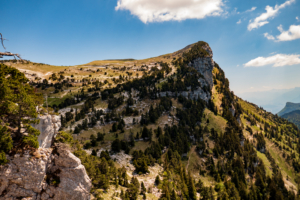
[0,145,92,200]
[32,115,61,148]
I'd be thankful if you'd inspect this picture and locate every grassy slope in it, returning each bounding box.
[202,108,227,134]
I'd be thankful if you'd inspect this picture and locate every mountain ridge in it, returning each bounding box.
[278,102,300,116]
[1,41,300,200]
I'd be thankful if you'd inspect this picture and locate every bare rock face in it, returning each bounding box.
[157,85,211,102]
[0,146,92,200]
[32,115,61,148]
[188,45,214,89]
[157,45,214,102]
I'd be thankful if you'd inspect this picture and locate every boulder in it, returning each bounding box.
[0,146,92,200]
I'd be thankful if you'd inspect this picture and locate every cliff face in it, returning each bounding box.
[188,44,214,89]
[0,145,92,200]
[0,115,92,200]
[32,115,61,148]
[157,44,214,102]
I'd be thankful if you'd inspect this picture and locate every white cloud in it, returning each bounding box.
[264,32,275,40]
[264,24,300,41]
[247,0,295,31]
[237,19,242,24]
[244,54,300,67]
[277,24,300,41]
[297,16,299,21]
[245,7,257,13]
[115,0,224,23]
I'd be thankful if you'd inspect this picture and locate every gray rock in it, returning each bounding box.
[188,45,214,88]
[32,115,61,148]
[0,146,92,200]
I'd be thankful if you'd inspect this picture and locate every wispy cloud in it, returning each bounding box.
[297,16,300,22]
[264,24,300,41]
[248,0,295,31]
[244,54,300,67]
[234,7,256,25]
[264,33,275,40]
[245,7,257,13]
[231,7,240,15]
[115,0,225,23]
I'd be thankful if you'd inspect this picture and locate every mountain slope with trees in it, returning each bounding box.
[1,41,300,200]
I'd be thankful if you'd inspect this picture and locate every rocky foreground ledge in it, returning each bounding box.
[0,144,92,200]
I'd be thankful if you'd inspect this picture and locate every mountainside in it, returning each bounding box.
[282,110,300,129]
[1,41,300,200]
[278,102,300,116]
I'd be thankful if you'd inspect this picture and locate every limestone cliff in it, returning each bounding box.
[32,115,61,148]
[157,44,214,102]
[0,145,92,200]
[188,44,214,89]
[0,115,92,200]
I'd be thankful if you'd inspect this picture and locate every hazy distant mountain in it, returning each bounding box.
[281,110,300,129]
[237,87,300,114]
[278,102,300,116]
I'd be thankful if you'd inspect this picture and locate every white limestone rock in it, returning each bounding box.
[0,146,92,200]
[32,115,61,148]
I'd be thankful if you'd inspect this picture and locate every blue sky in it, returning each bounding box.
[1,0,300,94]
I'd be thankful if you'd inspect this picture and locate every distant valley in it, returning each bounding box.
[237,87,300,114]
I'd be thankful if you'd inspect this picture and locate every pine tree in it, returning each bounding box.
[171,189,178,200]
[155,175,161,186]
[0,125,13,153]
[141,181,146,195]
[0,65,43,145]
[188,173,197,200]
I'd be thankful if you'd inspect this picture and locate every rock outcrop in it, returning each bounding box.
[157,45,214,102]
[188,44,214,89]
[157,84,211,102]
[32,115,61,148]
[0,145,92,200]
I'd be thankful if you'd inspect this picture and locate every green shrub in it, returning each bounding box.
[55,131,73,144]
[21,125,40,149]
[0,125,13,153]
[22,135,39,149]
[0,151,8,165]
